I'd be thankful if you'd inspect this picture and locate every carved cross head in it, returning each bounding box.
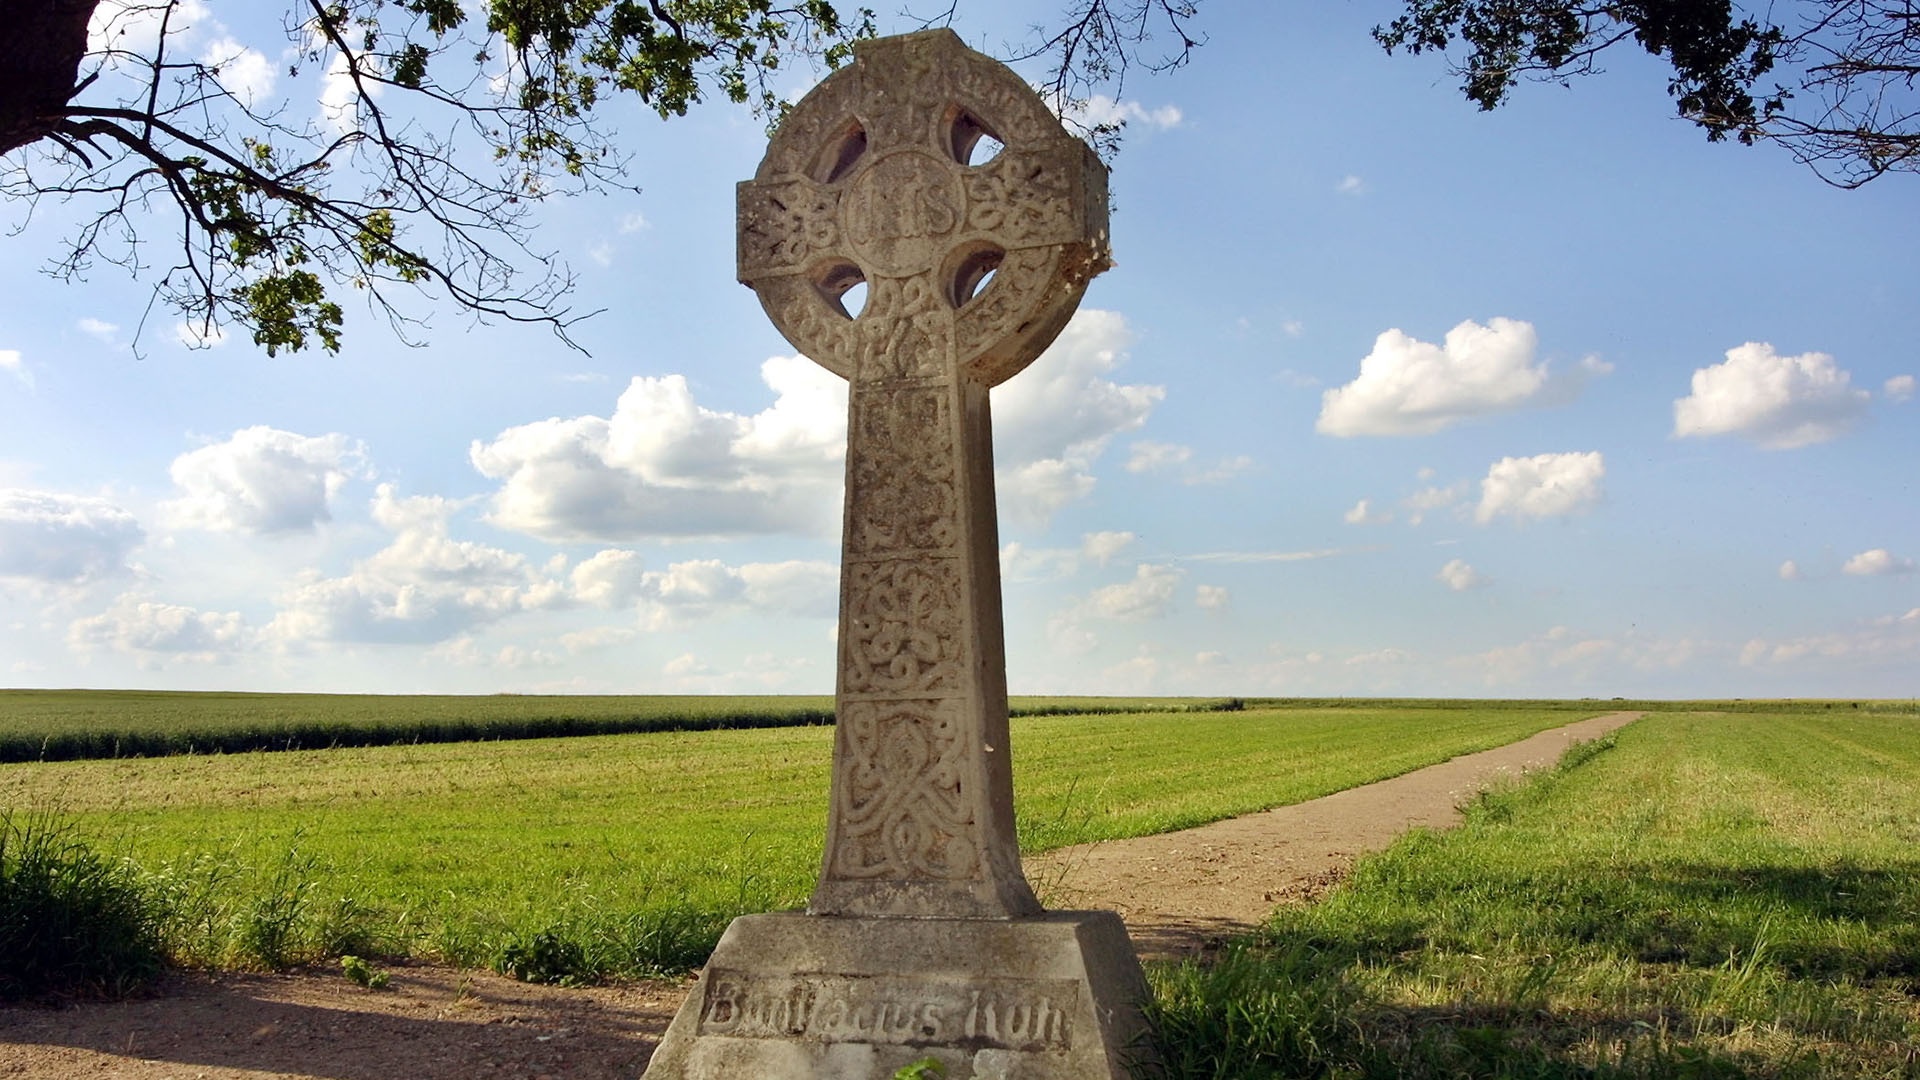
[738,29,1110,388]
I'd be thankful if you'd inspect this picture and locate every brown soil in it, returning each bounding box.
[0,711,1640,1079]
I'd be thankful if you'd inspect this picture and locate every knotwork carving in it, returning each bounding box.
[843,558,963,695]
[735,28,1110,919]
[737,180,840,274]
[962,149,1080,247]
[736,29,1108,390]
[831,700,976,881]
[847,387,957,554]
[852,276,949,382]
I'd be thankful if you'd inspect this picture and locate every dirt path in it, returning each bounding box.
[0,712,1641,1079]
[1028,710,1643,959]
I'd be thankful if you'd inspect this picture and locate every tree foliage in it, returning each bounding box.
[1377,1,1920,188]
[0,0,1204,356]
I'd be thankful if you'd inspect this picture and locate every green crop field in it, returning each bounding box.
[8,695,1916,1076]
[1152,706,1920,1078]
[0,689,1249,762]
[0,701,1583,976]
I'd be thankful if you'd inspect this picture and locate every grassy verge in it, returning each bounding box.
[0,704,1583,980]
[1147,709,1920,1078]
[0,810,165,1000]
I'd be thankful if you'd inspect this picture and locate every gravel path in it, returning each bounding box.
[0,711,1642,1078]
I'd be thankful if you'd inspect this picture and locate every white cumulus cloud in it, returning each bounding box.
[1081,531,1135,567]
[1001,531,1136,583]
[570,550,835,627]
[1195,584,1230,610]
[174,320,228,348]
[1088,563,1182,620]
[1126,441,1249,485]
[1125,440,1191,474]
[1466,626,1704,688]
[201,35,275,103]
[319,50,384,135]
[1475,451,1605,524]
[165,427,368,535]
[1000,541,1079,583]
[1186,455,1254,485]
[267,486,564,645]
[88,0,212,58]
[1779,559,1803,581]
[627,558,838,629]
[1069,95,1183,130]
[1842,549,1915,576]
[0,489,144,584]
[1,349,31,389]
[473,354,847,543]
[1317,318,1607,436]
[1344,498,1392,525]
[1437,558,1491,591]
[1885,374,1916,404]
[69,593,250,662]
[570,549,649,608]
[1403,482,1468,525]
[1673,343,1870,448]
[1739,609,1920,670]
[992,310,1163,522]
[475,311,1155,541]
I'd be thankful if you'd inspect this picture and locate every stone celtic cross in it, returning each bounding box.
[646,30,1142,1076]
[737,28,1110,920]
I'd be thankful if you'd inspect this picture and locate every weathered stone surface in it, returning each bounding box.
[643,28,1145,1078]
[741,25,1108,923]
[644,912,1153,1079]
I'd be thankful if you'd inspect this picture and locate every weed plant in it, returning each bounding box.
[0,810,164,1000]
[1147,710,1920,1078]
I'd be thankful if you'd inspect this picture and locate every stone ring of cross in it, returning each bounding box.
[737,29,1111,389]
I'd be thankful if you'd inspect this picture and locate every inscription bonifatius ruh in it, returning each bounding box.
[737,27,1110,919]
[697,971,1080,1052]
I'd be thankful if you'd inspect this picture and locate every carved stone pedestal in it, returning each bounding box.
[642,911,1153,1079]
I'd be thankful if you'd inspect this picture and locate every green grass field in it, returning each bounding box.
[1150,707,1920,1077]
[0,689,1252,762]
[9,694,1916,1077]
[0,701,1582,975]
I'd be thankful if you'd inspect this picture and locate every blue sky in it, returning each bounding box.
[2,2,1914,697]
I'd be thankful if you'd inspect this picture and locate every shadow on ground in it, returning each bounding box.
[0,965,676,1080]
